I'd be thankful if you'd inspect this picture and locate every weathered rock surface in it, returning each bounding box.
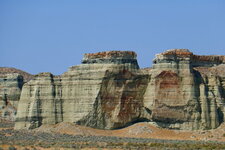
[0,67,33,121]
[14,50,225,130]
[15,51,149,129]
[144,49,225,130]
[0,67,33,82]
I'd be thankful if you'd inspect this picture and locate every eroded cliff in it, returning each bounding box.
[0,68,33,121]
[14,50,225,130]
[15,51,150,129]
[144,49,225,130]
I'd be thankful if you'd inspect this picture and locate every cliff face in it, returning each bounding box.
[15,51,149,129]
[0,68,33,121]
[144,49,225,130]
[14,49,225,130]
[0,73,23,121]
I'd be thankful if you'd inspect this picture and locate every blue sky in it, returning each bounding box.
[1,0,225,75]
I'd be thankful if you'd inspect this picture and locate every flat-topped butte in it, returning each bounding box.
[0,49,224,130]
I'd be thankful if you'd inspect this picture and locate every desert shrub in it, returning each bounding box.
[31,147,37,150]
[8,146,16,150]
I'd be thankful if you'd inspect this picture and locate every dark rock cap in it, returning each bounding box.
[161,49,193,56]
[83,51,137,60]
[82,51,138,66]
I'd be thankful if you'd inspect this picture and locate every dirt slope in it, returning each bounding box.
[35,122,225,142]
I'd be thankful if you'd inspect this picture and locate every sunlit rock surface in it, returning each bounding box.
[14,50,225,130]
[15,51,149,129]
[144,49,225,130]
[0,68,33,121]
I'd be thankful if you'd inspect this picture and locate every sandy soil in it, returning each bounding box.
[35,122,225,142]
[1,119,225,149]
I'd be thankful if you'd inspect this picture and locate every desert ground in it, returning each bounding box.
[0,119,225,150]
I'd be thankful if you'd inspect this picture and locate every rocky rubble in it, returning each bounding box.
[12,49,225,130]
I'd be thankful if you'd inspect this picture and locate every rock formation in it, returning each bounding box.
[144,49,225,130]
[0,67,33,121]
[15,51,149,129]
[14,49,225,130]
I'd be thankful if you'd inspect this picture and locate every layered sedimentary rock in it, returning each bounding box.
[15,51,149,129]
[0,74,23,121]
[0,67,33,82]
[144,49,225,130]
[0,68,33,121]
[15,49,225,130]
